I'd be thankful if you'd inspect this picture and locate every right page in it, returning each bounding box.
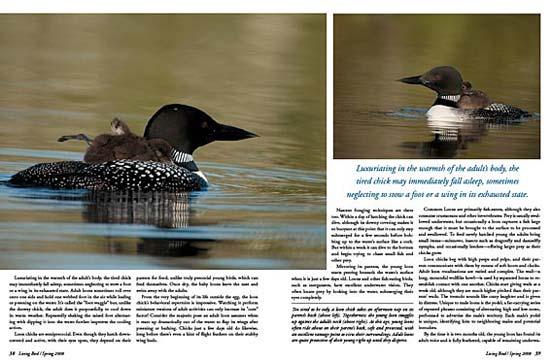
[329,11,545,361]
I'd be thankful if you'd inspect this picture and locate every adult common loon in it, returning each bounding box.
[58,117,174,164]
[399,66,529,120]
[9,104,258,191]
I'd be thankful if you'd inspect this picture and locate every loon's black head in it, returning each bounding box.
[399,66,464,96]
[143,104,258,154]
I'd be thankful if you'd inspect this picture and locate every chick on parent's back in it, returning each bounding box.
[58,118,173,164]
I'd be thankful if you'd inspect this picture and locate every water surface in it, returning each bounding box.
[0,14,326,269]
[334,15,540,159]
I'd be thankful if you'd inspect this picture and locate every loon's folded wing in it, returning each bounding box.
[9,161,90,188]
[470,103,530,121]
[79,160,204,191]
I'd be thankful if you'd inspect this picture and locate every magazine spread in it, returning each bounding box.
[0,2,548,361]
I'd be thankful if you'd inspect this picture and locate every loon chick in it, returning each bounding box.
[458,81,492,109]
[58,118,173,164]
[10,104,258,191]
[399,66,529,119]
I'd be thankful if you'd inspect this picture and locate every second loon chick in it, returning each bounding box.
[10,104,258,191]
[399,66,529,119]
[58,118,173,164]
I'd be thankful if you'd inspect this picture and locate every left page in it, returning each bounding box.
[0,12,326,361]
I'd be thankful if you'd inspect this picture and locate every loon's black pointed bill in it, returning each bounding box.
[215,123,258,141]
[398,75,424,85]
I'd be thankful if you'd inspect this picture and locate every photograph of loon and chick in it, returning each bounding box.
[10,104,258,191]
[334,14,540,159]
[0,14,326,270]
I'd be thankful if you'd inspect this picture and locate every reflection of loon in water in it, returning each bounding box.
[85,191,216,258]
[401,115,528,158]
[84,191,192,227]
[39,189,215,258]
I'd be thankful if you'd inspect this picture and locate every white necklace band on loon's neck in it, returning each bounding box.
[170,149,208,185]
[439,94,461,102]
[171,149,194,164]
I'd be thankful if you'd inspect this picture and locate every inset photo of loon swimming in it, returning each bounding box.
[334,14,540,159]
[0,14,326,269]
